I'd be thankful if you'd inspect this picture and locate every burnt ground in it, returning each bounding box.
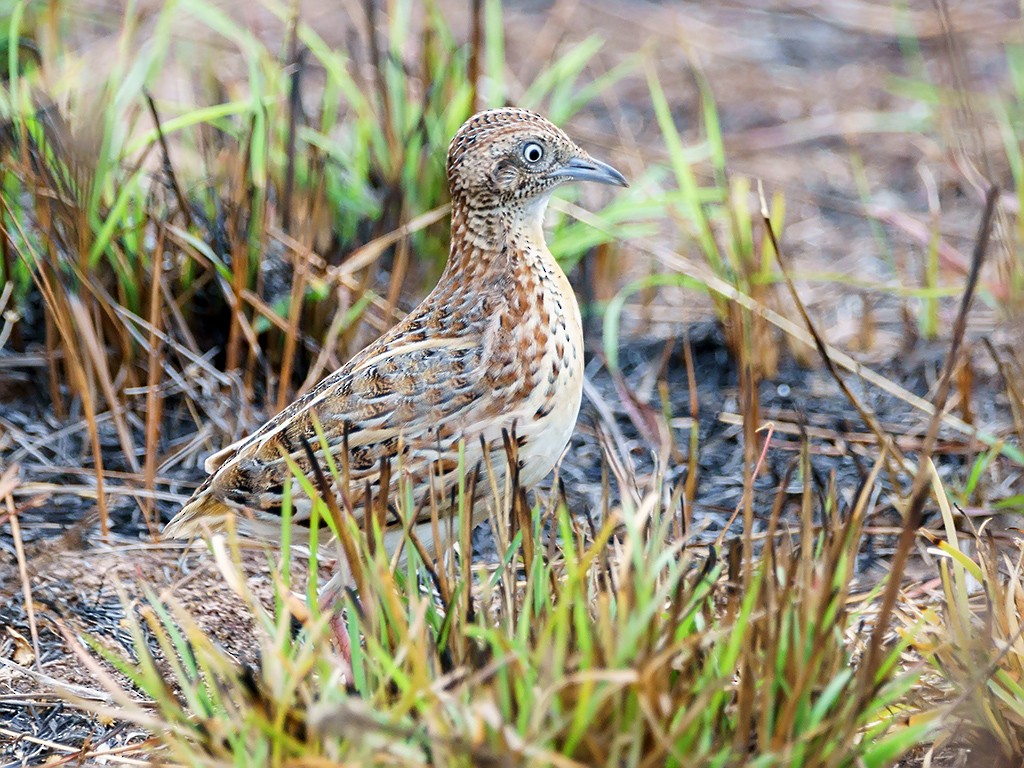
[3,0,1024,764]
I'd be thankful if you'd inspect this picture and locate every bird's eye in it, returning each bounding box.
[522,142,545,164]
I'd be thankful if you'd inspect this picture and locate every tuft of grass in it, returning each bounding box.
[65,437,933,767]
[906,461,1024,764]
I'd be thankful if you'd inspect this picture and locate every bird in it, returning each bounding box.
[163,107,627,578]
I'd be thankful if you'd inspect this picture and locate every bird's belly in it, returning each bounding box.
[517,339,584,487]
[518,384,582,486]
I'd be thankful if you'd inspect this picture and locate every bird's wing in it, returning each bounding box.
[164,297,526,541]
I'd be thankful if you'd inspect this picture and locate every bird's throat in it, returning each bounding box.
[444,195,552,284]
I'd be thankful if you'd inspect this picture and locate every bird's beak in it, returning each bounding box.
[547,155,628,188]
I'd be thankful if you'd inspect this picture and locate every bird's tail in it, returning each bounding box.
[162,488,235,540]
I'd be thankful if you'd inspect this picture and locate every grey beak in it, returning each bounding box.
[548,156,628,188]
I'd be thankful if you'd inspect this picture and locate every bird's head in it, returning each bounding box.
[446,108,627,214]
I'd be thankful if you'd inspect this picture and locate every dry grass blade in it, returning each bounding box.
[276,239,310,413]
[141,228,168,536]
[3,465,41,671]
[298,424,367,599]
[1,203,112,535]
[281,18,303,236]
[142,92,191,230]
[65,295,140,474]
[327,204,451,279]
[905,185,997,514]
[864,184,997,699]
[756,181,907,472]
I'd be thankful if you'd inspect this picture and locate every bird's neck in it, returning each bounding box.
[441,194,553,285]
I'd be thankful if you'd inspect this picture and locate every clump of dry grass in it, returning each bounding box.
[903,467,1024,766]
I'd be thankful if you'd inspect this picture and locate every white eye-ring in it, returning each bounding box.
[522,142,544,164]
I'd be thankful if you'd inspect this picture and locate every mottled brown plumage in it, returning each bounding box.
[164,108,627,561]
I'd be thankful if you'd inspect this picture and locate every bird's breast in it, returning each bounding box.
[508,247,585,487]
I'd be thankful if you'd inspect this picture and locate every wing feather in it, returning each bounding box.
[165,293,522,545]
